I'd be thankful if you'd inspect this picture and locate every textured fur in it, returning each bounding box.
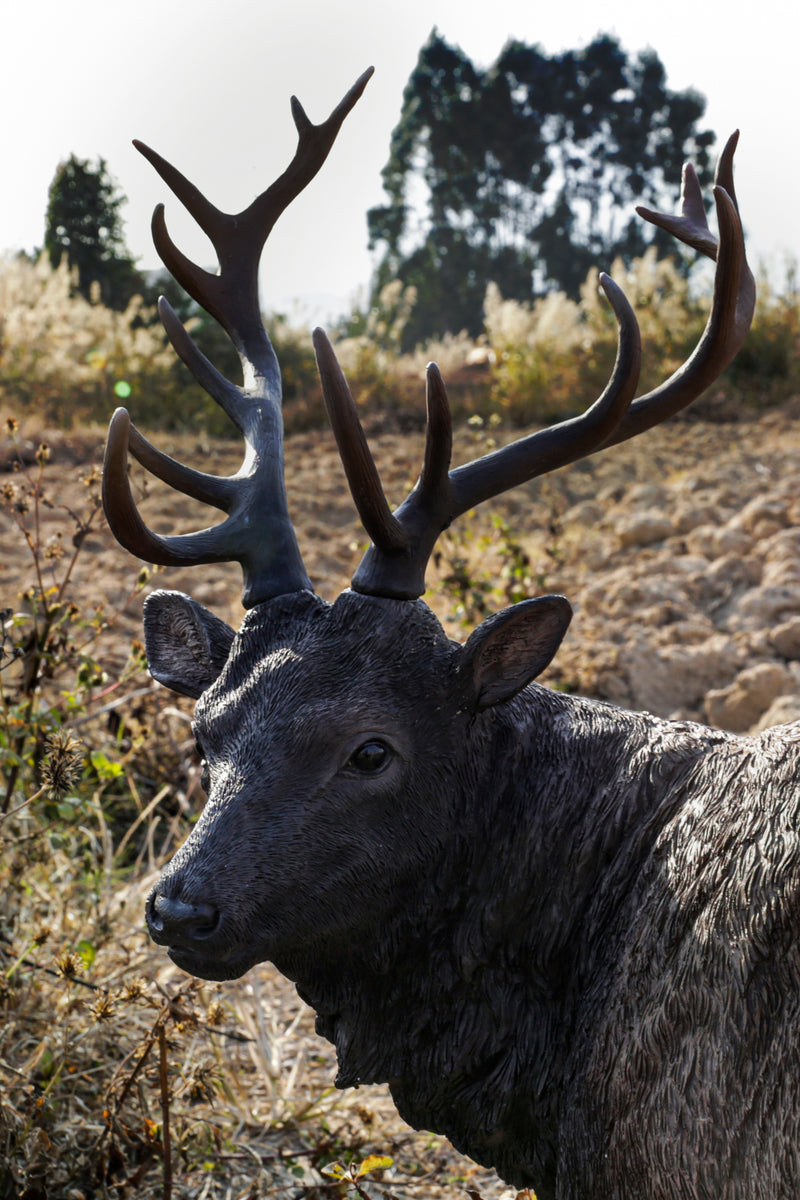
[145,587,800,1199]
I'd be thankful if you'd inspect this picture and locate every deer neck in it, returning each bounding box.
[277,688,732,1188]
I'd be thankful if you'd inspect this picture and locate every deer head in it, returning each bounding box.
[102,71,754,985]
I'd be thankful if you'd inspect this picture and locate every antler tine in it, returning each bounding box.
[714,128,740,212]
[636,131,741,262]
[157,298,255,436]
[104,409,230,560]
[313,328,409,552]
[418,363,454,507]
[350,365,455,598]
[319,273,640,599]
[104,70,373,607]
[606,140,754,447]
[250,67,376,238]
[134,144,269,369]
[126,420,237,511]
[135,66,374,367]
[637,161,716,260]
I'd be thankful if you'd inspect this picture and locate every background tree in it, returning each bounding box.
[367,30,715,350]
[45,155,142,310]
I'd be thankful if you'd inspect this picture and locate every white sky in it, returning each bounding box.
[2,0,798,324]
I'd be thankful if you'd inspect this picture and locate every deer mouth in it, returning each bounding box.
[166,942,261,982]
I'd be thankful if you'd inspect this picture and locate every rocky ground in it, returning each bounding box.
[526,399,800,735]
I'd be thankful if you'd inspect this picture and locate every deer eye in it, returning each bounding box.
[348,740,391,774]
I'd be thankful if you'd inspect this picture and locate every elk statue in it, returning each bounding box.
[102,70,800,1200]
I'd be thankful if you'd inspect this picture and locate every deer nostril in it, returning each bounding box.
[149,892,220,942]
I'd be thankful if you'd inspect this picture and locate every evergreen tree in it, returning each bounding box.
[367,30,715,349]
[45,155,141,310]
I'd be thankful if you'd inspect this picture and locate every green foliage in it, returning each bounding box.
[367,28,713,348]
[321,1153,394,1198]
[433,496,565,632]
[0,429,147,820]
[45,155,142,311]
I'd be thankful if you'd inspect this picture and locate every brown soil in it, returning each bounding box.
[6,400,794,651]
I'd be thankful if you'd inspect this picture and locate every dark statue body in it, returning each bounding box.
[101,71,800,1198]
[141,589,800,1198]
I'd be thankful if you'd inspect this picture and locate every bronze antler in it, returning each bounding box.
[102,68,373,608]
[316,132,755,600]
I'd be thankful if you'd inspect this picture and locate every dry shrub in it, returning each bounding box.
[5,248,799,441]
[484,250,709,426]
[0,254,174,426]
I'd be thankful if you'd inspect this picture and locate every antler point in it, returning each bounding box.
[290,94,312,132]
[597,273,623,305]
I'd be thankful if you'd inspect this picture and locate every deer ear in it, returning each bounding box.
[457,595,572,712]
[143,590,236,698]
